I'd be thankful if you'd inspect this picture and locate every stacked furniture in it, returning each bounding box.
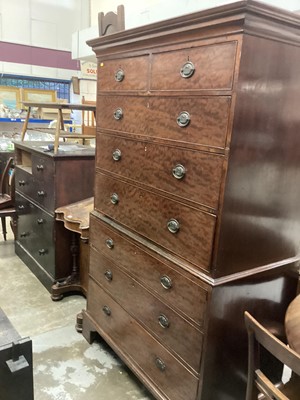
[14,141,95,291]
[82,1,300,399]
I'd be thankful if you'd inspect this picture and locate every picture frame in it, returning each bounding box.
[0,86,21,110]
[21,88,57,105]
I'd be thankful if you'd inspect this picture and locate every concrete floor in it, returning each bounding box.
[0,226,155,400]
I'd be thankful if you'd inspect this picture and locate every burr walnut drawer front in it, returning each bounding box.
[90,214,208,327]
[98,56,149,91]
[94,172,216,270]
[97,133,224,210]
[90,247,203,373]
[150,41,237,90]
[88,279,199,400]
[97,95,231,149]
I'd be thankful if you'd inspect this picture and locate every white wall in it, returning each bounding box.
[0,0,90,50]
[0,0,90,80]
[90,0,300,28]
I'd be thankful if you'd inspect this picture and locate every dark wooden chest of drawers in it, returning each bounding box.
[82,2,300,399]
[14,141,95,290]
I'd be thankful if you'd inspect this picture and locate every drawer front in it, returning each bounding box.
[15,167,35,199]
[151,41,237,90]
[16,194,55,276]
[87,279,199,400]
[94,173,216,270]
[15,165,54,211]
[98,95,231,148]
[90,247,203,372]
[30,178,55,212]
[32,154,54,184]
[90,214,208,327]
[97,133,224,209]
[98,56,149,91]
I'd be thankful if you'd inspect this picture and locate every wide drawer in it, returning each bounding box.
[87,279,199,400]
[97,133,224,210]
[151,41,237,90]
[98,55,149,91]
[97,95,231,149]
[90,247,203,372]
[16,193,55,277]
[94,172,216,271]
[15,165,54,212]
[90,214,208,327]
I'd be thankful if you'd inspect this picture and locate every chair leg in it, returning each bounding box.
[1,217,7,241]
[10,215,17,240]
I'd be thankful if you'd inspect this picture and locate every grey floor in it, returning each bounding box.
[0,225,155,400]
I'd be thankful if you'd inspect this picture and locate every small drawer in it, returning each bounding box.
[97,95,231,149]
[94,172,216,270]
[98,56,149,91]
[87,279,199,400]
[15,167,35,199]
[90,214,208,327]
[31,181,54,212]
[90,247,203,372]
[151,41,237,91]
[97,133,224,210]
[32,154,54,183]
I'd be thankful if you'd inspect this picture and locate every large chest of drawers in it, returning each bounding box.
[14,141,95,290]
[82,2,300,399]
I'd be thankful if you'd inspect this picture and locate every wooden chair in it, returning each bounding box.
[244,311,300,400]
[98,5,125,36]
[0,157,16,240]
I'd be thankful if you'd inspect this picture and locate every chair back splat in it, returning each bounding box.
[244,311,300,400]
[0,157,16,240]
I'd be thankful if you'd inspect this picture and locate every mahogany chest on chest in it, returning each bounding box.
[83,2,300,399]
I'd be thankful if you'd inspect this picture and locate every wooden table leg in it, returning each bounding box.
[54,109,61,154]
[51,232,82,301]
[21,107,31,141]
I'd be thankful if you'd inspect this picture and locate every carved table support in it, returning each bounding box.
[51,197,93,304]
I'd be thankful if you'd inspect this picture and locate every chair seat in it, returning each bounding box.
[0,194,13,209]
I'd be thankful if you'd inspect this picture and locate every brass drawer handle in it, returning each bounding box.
[167,218,180,234]
[115,68,125,82]
[110,193,119,205]
[112,149,121,161]
[37,190,45,197]
[172,164,186,180]
[180,61,195,79]
[155,357,166,372]
[38,249,47,256]
[158,314,170,329]
[18,180,26,186]
[177,111,190,127]
[114,108,123,120]
[160,275,172,290]
[106,238,114,249]
[102,305,111,316]
[36,164,44,171]
[104,270,113,281]
[37,218,45,225]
